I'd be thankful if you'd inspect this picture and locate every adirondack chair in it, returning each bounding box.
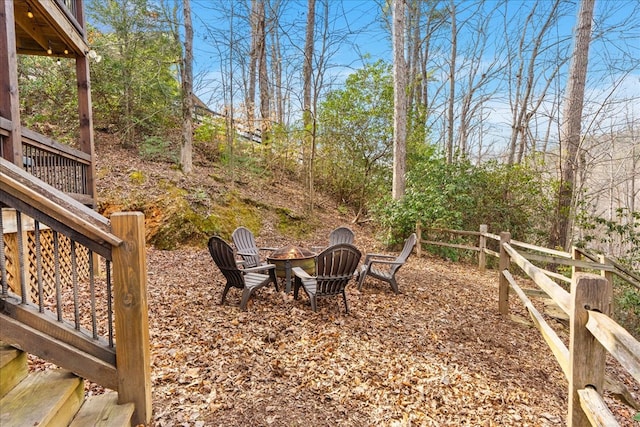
[312,226,355,252]
[357,233,417,294]
[208,236,278,310]
[292,243,361,313]
[231,226,276,268]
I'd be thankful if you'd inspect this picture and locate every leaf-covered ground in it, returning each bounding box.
[90,135,638,426]
[148,246,570,426]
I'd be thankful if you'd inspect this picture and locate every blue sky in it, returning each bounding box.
[187,0,639,152]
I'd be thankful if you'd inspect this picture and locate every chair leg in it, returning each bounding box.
[342,291,349,314]
[389,278,399,294]
[357,265,368,290]
[309,294,317,312]
[240,287,253,311]
[269,270,279,292]
[220,284,232,305]
[293,278,300,300]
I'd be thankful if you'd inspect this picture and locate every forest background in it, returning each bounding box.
[17,0,639,326]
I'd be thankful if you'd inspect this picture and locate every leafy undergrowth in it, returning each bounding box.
[87,135,639,425]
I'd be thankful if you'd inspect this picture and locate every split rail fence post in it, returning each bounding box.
[415,222,422,257]
[111,212,152,426]
[478,224,487,271]
[498,231,511,315]
[598,254,613,289]
[568,273,611,426]
[572,247,582,277]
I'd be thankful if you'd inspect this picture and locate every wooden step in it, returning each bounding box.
[0,342,27,398]
[70,391,135,427]
[0,369,84,427]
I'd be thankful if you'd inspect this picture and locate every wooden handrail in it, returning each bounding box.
[0,157,120,248]
[22,127,91,163]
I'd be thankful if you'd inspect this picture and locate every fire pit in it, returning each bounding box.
[267,245,316,292]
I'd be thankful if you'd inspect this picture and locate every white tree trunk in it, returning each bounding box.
[180,0,194,174]
[392,0,407,200]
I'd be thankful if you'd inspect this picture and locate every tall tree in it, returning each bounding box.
[505,0,564,165]
[268,0,284,125]
[551,0,595,251]
[256,1,270,140]
[247,0,259,129]
[445,0,456,164]
[89,0,180,147]
[392,0,407,199]
[180,0,194,173]
[303,0,316,211]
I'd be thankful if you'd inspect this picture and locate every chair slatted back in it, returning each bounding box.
[390,233,417,275]
[231,226,261,268]
[315,244,361,296]
[328,226,355,246]
[208,236,245,288]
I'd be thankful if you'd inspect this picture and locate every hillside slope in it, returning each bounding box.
[95,133,380,251]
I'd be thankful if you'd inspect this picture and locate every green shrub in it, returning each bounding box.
[371,157,556,253]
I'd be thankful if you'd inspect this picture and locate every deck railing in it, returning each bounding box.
[416,223,640,426]
[0,119,93,205]
[0,157,151,426]
[54,0,83,35]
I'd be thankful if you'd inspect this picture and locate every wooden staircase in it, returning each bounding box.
[0,342,134,427]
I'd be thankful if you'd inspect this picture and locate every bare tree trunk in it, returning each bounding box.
[446,0,456,164]
[303,0,316,212]
[227,1,236,185]
[247,0,259,129]
[180,0,194,174]
[392,0,407,199]
[551,0,594,250]
[405,0,421,123]
[256,0,270,142]
[269,0,283,125]
[506,0,561,165]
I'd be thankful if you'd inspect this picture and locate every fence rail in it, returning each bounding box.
[416,222,640,426]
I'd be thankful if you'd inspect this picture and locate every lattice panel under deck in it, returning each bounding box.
[2,230,90,303]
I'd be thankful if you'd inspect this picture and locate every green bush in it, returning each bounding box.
[371,157,556,252]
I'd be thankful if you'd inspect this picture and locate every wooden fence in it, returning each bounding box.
[416,223,640,426]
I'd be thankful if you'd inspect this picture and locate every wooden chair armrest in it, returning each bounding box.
[237,250,258,256]
[259,247,277,252]
[243,263,276,273]
[368,259,402,266]
[364,253,396,263]
[292,266,313,280]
